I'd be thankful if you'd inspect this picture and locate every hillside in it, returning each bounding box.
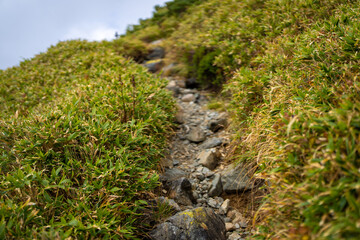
[1,0,360,239]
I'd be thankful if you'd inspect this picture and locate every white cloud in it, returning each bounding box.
[63,25,117,41]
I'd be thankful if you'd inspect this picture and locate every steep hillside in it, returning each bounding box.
[1,0,360,239]
[127,0,360,239]
[0,40,175,238]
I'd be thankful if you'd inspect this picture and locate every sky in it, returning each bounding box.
[0,0,168,70]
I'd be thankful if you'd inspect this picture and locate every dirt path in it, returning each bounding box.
[149,78,255,240]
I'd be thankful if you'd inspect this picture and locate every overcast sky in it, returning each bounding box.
[0,0,168,70]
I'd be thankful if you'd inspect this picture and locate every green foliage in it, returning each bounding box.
[0,40,175,238]
[188,47,223,86]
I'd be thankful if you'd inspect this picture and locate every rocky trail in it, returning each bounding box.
[148,78,256,240]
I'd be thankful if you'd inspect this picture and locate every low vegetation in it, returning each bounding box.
[1,0,359,239]
[0,40,175,238]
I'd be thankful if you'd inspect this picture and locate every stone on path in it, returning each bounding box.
[198,149,221,170]
[220,164,251,193]
[187,127,206,143]
[208,173,223,197]
[209,112,228,132]
[182,93,196,102]
[168,177,195,206]
[161,168,188,183]
[147,46,165,60]
[150,207,226,240]
[200,138,223,149]
[219,199,230,215]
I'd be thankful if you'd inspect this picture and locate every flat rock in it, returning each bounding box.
[228,232,241,240]
[182,93,196,102]
[198,149,221,170]
[220,164,251,193]
[200,138,223,149]
[161,168,188,183]
[187,127,206,143]
[150,207,226,240]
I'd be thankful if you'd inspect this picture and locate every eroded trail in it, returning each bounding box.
[150,79,254,240]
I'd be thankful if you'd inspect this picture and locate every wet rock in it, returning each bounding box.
[147,46,165,60]
[200,138,223,149]
[144,59,164,73]
[220,164,251,193]
[150,207,226,240]
[219,199,230,215]
[182,93,196,102]
[198,149,221,170]
[208,174,223,197]
[168,177,195,206]
[187,127,206,143]
[209,112,228,132]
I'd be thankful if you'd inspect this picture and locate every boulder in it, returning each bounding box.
[220,164,251,193]
[150,207,226,240]
[187,127,206,143]
[198,149,221,170]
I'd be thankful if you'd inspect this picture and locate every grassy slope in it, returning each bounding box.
[128,0,360,239]
[0,40,175,238]
[1,0,360,239]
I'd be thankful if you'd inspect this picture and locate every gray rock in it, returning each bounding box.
[200,138,223,149]
[187,127,206,143]
[207,198,218,208]
[166,81,181,97]
[208,174,223,197]
[168,177,195,206]
[150,207,226,240]
[182,93,196,102]
[209,112,228,132]
[147,46,165,60]
[161,168,188,183]
[144,59,164,73]
[220,164,251,193]
[198,149,221,170]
